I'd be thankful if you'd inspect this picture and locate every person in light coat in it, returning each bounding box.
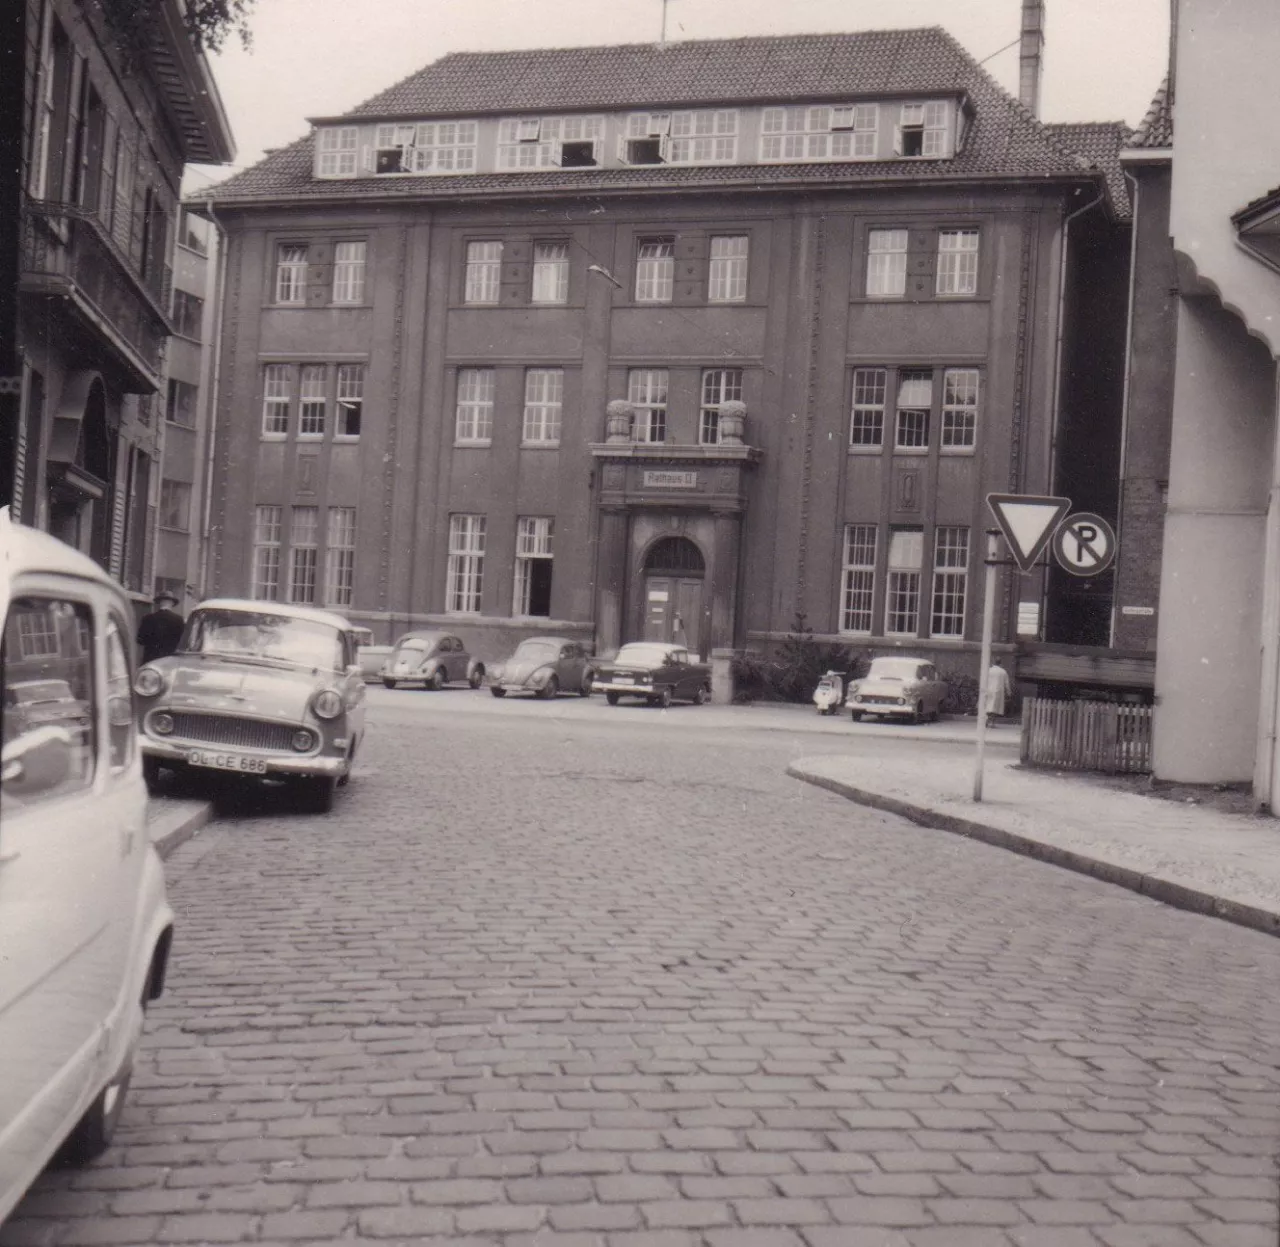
[985,659,1012,727]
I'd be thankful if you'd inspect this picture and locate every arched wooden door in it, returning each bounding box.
[642,536,705,657]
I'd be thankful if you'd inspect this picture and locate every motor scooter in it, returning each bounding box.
[812,670,848,715]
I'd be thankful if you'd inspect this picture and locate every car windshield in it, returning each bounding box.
[867,659,924,682]
[10,681,72,703]
[181,609,344,670]
[396,639,433,654]
[615,644,675,667]
[514,641,560,662]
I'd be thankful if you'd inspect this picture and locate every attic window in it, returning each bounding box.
[895,102,949,158]
[374,124,416,174]
[497,115,604,169]
[316,126,358,177]
[560,141,597,168]
[760,104,878,161]
[516,118,541,142]
[624,138,665,165]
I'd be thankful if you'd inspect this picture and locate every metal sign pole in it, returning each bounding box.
[973,530,1001,802]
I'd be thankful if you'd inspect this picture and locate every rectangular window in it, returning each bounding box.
[840,524,877,634]
[325,507,356,607]
[275,244,308,304]
[166,377,197,427]
[866,229,907,298]
[531,241,569,304]
[262,364,290,437]
[252,505,282,601]
[514,517,554,617]
[464,239,502,304]
[332,240,366,303]
[522,368,563,444]
[635,237,675,303]
[455,368,495,444]
[849,368,886,448]
[158,479,191,531]
[316,125,358,176]
[374,119,477,173]
[708,235,748,303]
[937,229,979,296]
[760,102,879,161]
[298,364,327,437]
[447,514,485,614]
[896,102,949,158]
[699,368,743,445]
[497,115,604,169]
[289,506,319,604]
[895,370,933,450]
[941,368,979,450]
[931,526,969,638]
[336,364,363,438]
[627,369,668,443]
[885,528,924,636]
[667,109,738,163]
[171,288,203,338]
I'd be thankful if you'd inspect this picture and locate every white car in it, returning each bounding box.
[0,508,174,1222]
[846,656,948,723]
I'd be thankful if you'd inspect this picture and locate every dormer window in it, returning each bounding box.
[497,115,604,169]
[316,126,358,177]
[372,121,477,174]
[374,124,416,174]
[895,102,949,158]
[761,104,879,161]
[620,113,673,165]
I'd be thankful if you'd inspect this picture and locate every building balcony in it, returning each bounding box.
[19,199,172,392]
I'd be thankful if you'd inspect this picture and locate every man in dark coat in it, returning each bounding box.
[137,591,185,665]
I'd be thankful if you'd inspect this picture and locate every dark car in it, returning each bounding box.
[593,642,712,708]
[487,637,594,699]
[3,678,92,743]
[381,631,484,690]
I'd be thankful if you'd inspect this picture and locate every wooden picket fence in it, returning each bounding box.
[1019,697,1153,774]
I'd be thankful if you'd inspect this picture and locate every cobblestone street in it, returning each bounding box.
[5,691,1280,1245]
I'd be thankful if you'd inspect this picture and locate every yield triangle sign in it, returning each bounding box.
[986,493,1072,573]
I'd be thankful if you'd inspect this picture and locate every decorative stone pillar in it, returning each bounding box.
[717,400,746,447]
[709,509,742,655]
[595,505,629,657]
[605,400,634,444]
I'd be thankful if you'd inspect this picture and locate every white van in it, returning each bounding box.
[0,509,174,1223]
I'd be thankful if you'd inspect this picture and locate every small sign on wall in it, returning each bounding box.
[1016,600,1041,637]
[1121,605,1155,616]
[642,470,698,489]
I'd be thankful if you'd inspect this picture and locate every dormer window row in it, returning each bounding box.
[313,98,957,178]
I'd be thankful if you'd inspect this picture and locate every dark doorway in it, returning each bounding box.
[642,537,705,656]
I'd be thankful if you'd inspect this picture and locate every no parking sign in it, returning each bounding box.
[1051,512,1116,577]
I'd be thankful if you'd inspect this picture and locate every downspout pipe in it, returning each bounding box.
[196,198,228,598]
[1253,382,1280,812]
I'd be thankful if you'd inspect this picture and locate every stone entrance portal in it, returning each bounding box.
[642,536,706,656]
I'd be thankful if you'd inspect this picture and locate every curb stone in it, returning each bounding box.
[147,800,213,861]
[786,764,1280,940]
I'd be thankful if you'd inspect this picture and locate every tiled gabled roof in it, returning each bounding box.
[198,27,1099,206]
[1129,77,1173,149]
[1045,121,1132,219]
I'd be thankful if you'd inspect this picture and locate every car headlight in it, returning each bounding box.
[135,666,165,697]
[151,712,174,735]
[897,697,907,705]
[292,728,316,752]
[313,689,344,719]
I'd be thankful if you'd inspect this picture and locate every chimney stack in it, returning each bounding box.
[1019,0,1045,117]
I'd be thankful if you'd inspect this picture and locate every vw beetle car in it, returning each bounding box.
[847,656,947,723]
[134,598,366,812]
[380,631,484,690]
[0,509,173,1220]
[593,642,712,707]
[350,626,393,683]
[488,637,594,699]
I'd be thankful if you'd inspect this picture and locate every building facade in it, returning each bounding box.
[199,28,1119,679]
[13,0,233,616]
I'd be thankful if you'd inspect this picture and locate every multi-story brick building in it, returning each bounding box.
[197,25,1125,681]
[13,0,233,614]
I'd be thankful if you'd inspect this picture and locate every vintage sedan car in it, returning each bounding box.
[488,637,593,699]
[380,631,484,690]
[847,656,947,724]
[134,598,367,812]
[593,642,712,708]
[1,510,174,1221]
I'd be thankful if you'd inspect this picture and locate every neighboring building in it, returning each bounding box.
[1145,0,1280,800]
[196,23,1123,682]
[154,205,220,614]
[13,0,233,618]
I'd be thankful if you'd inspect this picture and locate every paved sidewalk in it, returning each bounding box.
[790,736,1280,939]
[146,794,211,859]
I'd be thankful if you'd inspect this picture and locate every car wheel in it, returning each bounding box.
[336,747,355,789]
[382,678,397,690]
[692,684,709,705]
[578,672,593,697]
[850,710,863,722]
[490,686,506,698]
[539,675,559,701]
[294,775,336,814]
[469,666,484,690]
[606,691,620,706]
[427,668,445,691]
[655,686,673,709]
[56,1059,132,1167]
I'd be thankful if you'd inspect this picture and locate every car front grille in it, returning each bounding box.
[163,713,300,752]
[860,695,902,706]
